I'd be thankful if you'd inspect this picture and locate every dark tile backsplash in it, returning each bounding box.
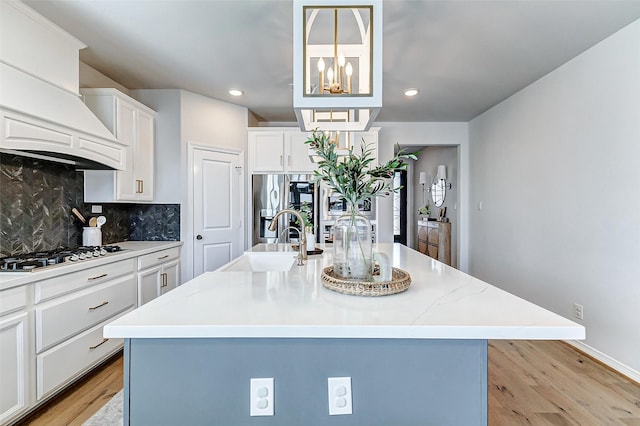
[0,153,180,257]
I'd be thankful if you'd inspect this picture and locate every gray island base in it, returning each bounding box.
[125,338,487,425]
[105,244,584,425]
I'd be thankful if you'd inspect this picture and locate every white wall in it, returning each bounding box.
[468,20,640,378]
[179,90,248,152]
[377,122,469,270]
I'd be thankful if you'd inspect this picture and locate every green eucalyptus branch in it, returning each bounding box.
[305,129,416,206]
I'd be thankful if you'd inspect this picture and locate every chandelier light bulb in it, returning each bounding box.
[345,62,353,76]
[317,57,325,73]
[338,54,345,67]
[327,67,334,84]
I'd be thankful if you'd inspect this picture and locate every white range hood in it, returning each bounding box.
[0,0,125,170]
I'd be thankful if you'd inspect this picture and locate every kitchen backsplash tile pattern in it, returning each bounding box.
[1,154,84,255]
[0,154,180,256]
[130,204,180,241]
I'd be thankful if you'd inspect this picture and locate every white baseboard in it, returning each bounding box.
[565,340,640,384]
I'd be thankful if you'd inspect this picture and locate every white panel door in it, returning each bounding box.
[193,148,243,276]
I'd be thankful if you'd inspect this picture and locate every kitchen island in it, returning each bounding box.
[105,243,584,425]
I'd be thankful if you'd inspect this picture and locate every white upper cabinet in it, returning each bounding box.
[248,129,315,174]
[249,132,285,173]
[82,89,156,202]
[286,131,315,172]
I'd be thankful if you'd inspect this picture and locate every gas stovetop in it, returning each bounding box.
[0,245,123,272]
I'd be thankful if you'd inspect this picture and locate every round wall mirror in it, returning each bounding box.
[431,180,446,207]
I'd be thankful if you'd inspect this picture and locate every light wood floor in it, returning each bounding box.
[489,341,640,425]
[14,341,640,425]
[15,352,123,426]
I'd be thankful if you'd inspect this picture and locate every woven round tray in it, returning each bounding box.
[321,266,411,297]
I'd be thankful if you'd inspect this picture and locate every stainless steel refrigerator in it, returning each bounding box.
[252,174,317,244]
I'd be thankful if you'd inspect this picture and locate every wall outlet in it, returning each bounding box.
[328,377,352,415]
[250,378,274,416]
[91,205,103,214]
[573,303,584,320]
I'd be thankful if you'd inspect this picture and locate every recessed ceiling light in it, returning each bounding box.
[404,88,419,97]
[229,89,243,97]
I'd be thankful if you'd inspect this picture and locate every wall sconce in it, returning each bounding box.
[436,164,453,189]
[419,172,427,205]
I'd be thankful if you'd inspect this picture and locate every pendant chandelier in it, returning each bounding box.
[293,0,382,132]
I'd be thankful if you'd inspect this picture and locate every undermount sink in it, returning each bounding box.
[218,251,298,272]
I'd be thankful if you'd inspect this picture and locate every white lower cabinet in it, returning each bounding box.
[0,311,32,424]
[36,313,129,399]
[137,248,181,306]
[35,275,136,354]
[0,244,181,424]
[34,261,136,401]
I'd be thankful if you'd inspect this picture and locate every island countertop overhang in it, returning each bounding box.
[104,243,585,340]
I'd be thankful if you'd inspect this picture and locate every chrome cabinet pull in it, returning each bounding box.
[88,273,108,281]
[162,273,168,288]
[89,338,109,350]
[288,155,292,166]
[158,254,169,260]
[140,180,144,193]
[88,301,109,311]
[280,155,283,166]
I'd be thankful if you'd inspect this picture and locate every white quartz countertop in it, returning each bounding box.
[104,243,585,340]
[0,241,182,291]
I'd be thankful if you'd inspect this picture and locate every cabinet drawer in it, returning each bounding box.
[0,285,28,316]
[36,313,129,400]
[138,247,180,270]
[36,275,135,353]
[35,259,135,303]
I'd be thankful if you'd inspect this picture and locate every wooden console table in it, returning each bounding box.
[417,221,451,266]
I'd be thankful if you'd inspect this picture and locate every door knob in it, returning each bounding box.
[196,234,203,240]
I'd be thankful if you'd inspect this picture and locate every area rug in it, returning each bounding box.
[82,390,123,426]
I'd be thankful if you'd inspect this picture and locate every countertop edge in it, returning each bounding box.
[0,240,183,291]
[103,324,585,340]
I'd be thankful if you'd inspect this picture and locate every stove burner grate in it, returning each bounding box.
[0,245,122,272]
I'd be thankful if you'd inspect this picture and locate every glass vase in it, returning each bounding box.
[332,203,373,281]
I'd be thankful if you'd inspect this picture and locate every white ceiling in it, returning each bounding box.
[24,0,640,123]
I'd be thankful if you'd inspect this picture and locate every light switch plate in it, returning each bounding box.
[91,205,103,214]
[250,378,274,416]
[328,377,352,415]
